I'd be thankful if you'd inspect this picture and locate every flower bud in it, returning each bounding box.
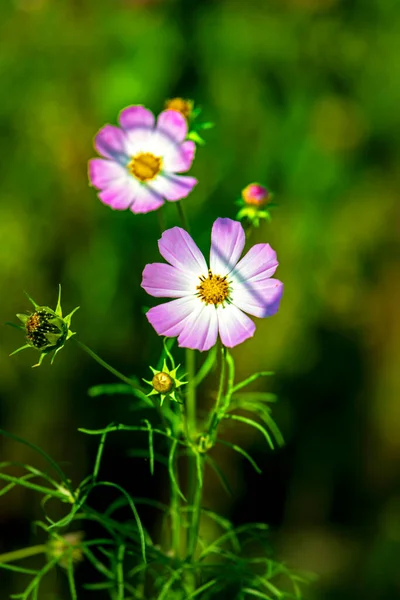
[144,360,186,405]
[18,308,66,351]
[47,531,84,569]
[164,97,194,120]
[242,183,271,207]
[9,286,79,367]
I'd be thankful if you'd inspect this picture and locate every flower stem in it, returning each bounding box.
[206,345,227,437]
[187,454,205,562]
[176,202,190,233]
[0,544,46,563]
[185,349,196,439]
[170,464,181,559]
[157,206,166,234]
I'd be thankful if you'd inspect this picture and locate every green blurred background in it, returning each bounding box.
[1,0,399,597]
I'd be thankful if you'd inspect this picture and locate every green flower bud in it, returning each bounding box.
[144,360,186,406]
[9,285,79,367]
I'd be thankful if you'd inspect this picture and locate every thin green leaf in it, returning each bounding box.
[0,429,70,488]
[200,508,240,553]
[79,425,188,447]
[88,383,135,397]
[199,523,268,560]
[116,542,126,600]
[5,322,25,331]
[93,431,107,482]
[9,344,31,356]
[0,563,38,575]
[82,546,114,580]
[185,578,218,598]
[142,420,154,475]
[217,439,262,474]
[232,392,277,404]
[156,566,183,600]
[243,588,273,600]
[10,556,59,600]
[168,439,186,502]
[160,337,176,370]
[224,414,274,450]
[0,473,69,500]
[204,454,233,496]
[195,452,203,489]
[128,449,169,468]
[83,581,115,590]
[94,481,147,564]
[231,372,274,394]
[66,554,78,600]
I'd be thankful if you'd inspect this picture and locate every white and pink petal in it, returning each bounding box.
[141,263,196,298]
[94,125,128,161]
[158,227,207,275]
[156,110,188,144]
[150,174,197,201]
[89,158,129,190]
[146,296,199,339]
[130,184,165,214]
[232,243,279,284]
[216,304,256,347]
[231,279,283,318]
[177,303,218,351]
[98,179,139,211]
[162,140,196,173]
[210,218,246,276]
[119,105,155,131]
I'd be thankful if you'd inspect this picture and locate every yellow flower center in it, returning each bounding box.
[128,152,162,182]
[152,372,174,394]
[197,270,230,306]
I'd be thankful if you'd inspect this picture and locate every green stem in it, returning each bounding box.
[187,454,205,562]
[170,465,181,559]
[176,202,189,233]
[206,345,227,436]
[215,346,227,410]
[75,340,150,405]
[192,345,218,388]
[157,206,166,235]
[0,544,46,563]
[185,349,196,439]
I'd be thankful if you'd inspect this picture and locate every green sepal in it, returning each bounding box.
[236,206,271,228]
[187,131,206,145]
[5,321,25,331]
[9,344,32,356]
[24,291,39,310]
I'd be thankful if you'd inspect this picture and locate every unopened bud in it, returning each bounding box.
[164,97,194,120]
[242,183,271,207]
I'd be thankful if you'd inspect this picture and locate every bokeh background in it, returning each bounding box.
[1,0,399,597]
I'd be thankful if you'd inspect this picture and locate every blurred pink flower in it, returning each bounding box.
[142,218,283,351]
[89,106,197,214]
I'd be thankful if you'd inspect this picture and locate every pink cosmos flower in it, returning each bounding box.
[88,106,197,214]
[141,218,283,351]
